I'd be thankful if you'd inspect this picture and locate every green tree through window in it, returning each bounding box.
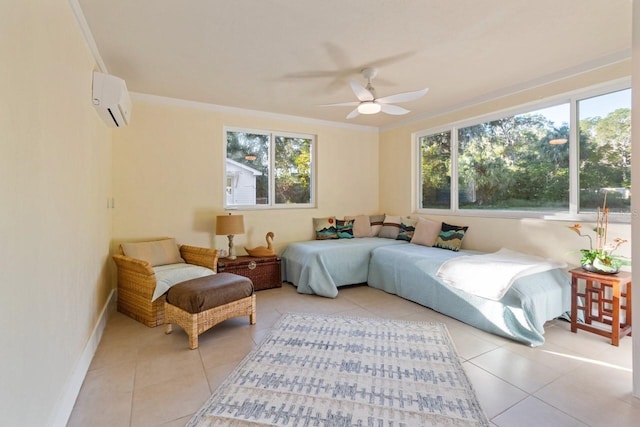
[225,129,314,207]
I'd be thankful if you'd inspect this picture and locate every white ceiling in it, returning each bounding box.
[75,0,632,128]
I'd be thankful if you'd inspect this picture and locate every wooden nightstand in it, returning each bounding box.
[570,268,632,346]
[217,255,282,291]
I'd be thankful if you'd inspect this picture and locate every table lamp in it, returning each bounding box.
[216,213,245,260]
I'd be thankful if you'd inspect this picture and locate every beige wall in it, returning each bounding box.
[379,61,632,266]
[0,3,632,424]
[631,0,639,397]
[0,1,112,425]
[112,99,380,254]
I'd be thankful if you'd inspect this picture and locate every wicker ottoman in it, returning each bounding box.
[164,273,256,349]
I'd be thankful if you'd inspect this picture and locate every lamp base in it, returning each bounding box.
[227,234,237,260]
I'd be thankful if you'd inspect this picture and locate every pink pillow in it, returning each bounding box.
[345,215,372,238]
[410,217,442,247]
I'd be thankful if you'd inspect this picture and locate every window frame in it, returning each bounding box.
[415,78,631,223]
[223,127,316,210]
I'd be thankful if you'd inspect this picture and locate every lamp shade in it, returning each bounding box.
[216,214,245,235]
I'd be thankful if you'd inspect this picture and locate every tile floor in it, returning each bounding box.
[68,283,639,427]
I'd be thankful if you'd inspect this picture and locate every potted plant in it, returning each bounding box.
[568,193,629,274]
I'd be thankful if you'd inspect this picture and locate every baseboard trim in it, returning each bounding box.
[49,288,116,427]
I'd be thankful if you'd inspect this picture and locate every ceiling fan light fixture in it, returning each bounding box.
[357,101,381,115]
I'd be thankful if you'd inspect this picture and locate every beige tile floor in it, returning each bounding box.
[68,283,639,427]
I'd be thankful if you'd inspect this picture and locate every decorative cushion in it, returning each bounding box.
[434,222,469,251]
[166,273,253,314]
[369,214,385,236]
[344,215,372,238]
[410,217,442,247]
[313,217,338,240]
[378,215,401,239]
[121,238,185,267]
[336,219,355,239]
[396,217,417,241]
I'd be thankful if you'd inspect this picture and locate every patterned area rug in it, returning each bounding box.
[188,313,489,426]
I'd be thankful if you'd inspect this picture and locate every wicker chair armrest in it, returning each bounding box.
[180,245,219,271]
[112,253,155,276]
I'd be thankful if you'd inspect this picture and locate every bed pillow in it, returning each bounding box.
[336,219,355,239]
[433,222,469,251]
[396,217,417,241]
[121,238,185,267]
[344,215,372,238]
[313,217,338,240]
[410,217,442,247]
[378,215,401,239]
[369,214,385,236]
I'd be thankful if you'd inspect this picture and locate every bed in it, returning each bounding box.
[367,244,571,346]
[280,237,571,346]
[280,237,407,297]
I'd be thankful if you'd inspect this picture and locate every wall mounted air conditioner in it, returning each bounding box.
[92,72,132,127]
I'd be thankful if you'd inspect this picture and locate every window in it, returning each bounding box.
[578,89,631,213]
[456,104,570,211]
[225,128,315,208]
[417,83,631,218]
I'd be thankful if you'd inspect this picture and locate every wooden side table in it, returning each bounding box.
[570,268,632,346]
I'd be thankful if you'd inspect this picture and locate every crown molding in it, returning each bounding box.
[131,92,379,133]
[68,0,107,73]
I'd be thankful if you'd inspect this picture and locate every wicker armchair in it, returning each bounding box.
[113,241,219,327]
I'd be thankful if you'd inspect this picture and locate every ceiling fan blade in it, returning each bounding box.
[346,107,360,119]
[380,104,410,115]
[350,80,374,102]
[318,101,360,107]
[377,88,429,104]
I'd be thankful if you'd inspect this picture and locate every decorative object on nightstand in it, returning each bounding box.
[216,213,245,260]
[568,192,629,275]
[245,232,276,257]
[570,267,632,346]
[218,255,282,291]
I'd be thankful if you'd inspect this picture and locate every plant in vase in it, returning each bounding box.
[568,193,629,274]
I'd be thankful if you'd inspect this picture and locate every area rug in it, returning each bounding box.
[188,313,489,426]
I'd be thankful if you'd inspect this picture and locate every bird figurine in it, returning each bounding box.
[245,232,276,257]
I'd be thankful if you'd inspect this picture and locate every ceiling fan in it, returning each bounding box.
[320,68,428,119]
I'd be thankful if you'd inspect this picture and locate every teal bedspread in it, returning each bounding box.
[281,238,407,297]
[367,244,571,346]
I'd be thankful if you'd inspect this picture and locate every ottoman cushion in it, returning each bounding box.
[166,273,254,314]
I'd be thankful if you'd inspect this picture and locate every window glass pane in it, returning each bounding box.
[226,131,269,205]
[419,131,451,209]
[457,104,570,211]
[274,136,312,204]
[578,89,631,213]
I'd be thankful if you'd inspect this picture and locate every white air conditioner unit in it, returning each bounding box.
[92,72,132,127]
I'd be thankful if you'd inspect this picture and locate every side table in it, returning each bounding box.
[217,255,282,291]
[570,268,632,346]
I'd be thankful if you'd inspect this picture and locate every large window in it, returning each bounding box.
[578,89,631,213]
[225,128,315,208]
[417,84,631,218]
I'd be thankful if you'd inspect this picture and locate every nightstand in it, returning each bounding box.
[217,255,282,291]
[570,268,632,346]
